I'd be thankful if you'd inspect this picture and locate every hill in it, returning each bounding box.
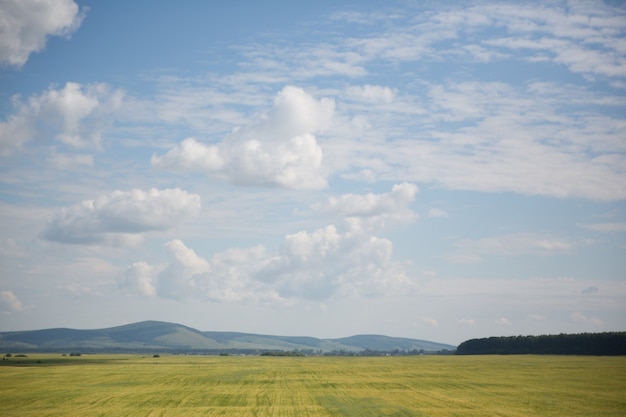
[0,321,455,354]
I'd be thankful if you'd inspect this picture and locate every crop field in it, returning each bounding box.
[1,354,625,416]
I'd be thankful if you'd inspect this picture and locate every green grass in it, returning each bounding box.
[1,354,625,416]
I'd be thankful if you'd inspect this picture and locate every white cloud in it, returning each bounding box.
[495,317,512,326]
[329,78,626,200]
[420,317,439,327]
[0,290,25,312]
[457,318,476,326]
[0,82,124,155]
[47,152,93,169]
[150,138,223,172]
[121,262,156,297]
[137,184,419,302]
[446,232,575,263]
[157,239,211,300]
[152,86,334,189]
[343,2,626,80]
[0,238,24,257]
[150,227,415,303]
[0,0,85,67]
[417,81,626,200]
[428,208,448,218]
[267,226,411,300]
[570,311,603,326]
[581,222,626,232]
[41,188,201,246]
[317,182,418,232]
[345,84,395,104]
[248,4,625,202]
[330,10,400,25]
[478,2,626,78]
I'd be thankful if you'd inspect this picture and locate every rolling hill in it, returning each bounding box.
[0,321,455,354]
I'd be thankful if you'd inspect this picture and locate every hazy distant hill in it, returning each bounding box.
[0,321,455,354]
[330,334,452,353]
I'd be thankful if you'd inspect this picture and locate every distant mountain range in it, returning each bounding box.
[0,321,456,354]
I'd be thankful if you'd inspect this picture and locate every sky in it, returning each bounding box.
[0,0,624,346]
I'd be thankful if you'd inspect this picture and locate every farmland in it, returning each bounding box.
[1,354,625,416]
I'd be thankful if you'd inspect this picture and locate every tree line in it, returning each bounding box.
[456,332,626,355]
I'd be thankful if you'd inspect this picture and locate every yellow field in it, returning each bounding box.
[1,354,625,416]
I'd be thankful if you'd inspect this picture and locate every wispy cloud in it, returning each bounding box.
[570,311,603,326]
[580,222,626,232]
[458,318,476,326]
[420,317,439,327]
[428,208,448,218]
[446,233,576,263]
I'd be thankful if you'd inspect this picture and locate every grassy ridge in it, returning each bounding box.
[1,355,625,416]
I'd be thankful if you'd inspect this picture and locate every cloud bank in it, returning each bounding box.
[124,184,419,302]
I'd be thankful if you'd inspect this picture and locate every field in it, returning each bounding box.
[1,354,625,416]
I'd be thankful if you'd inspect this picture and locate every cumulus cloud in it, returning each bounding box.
[317,182,418,231]
[149,230,413,303]
[0,290,25,312]
[131,184,418,302]
[157,239,212,300]
[0,0,85,67]
[0,82,124,155]
[121,262,156,297]
[152,86,334,189]
[262,225,411,300]
[42,188,201,246]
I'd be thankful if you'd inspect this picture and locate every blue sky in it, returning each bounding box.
[0,0,624,345]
